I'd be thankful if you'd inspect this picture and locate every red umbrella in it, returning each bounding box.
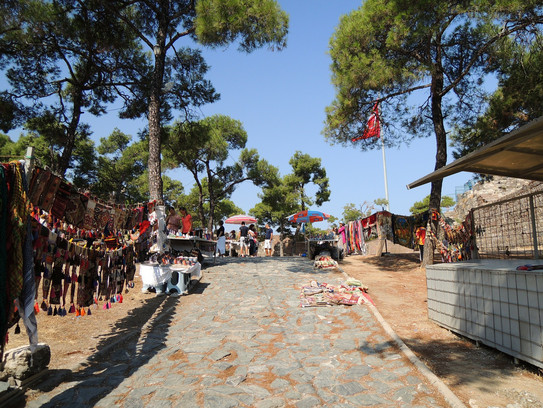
[224,214,257,224]
[287,210,330,224]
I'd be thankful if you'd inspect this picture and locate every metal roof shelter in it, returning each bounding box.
[407,115,543,189]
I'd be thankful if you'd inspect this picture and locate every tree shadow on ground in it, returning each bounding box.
[18,294,179,407]
[399,335,538,392]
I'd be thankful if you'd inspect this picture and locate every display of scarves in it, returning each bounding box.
[392,215,415,249]
[64,189,88,228]
[28,167,51,207]
[40,174,61,212]
[83,199,96,230]
[0,166,8,357]
[0,162,37,356]
[357,220,366,253]
[377,212,393,241]
[20,168,36,320]
[50,180,71,220]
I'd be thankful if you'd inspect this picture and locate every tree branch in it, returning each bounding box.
[441,19,541,96]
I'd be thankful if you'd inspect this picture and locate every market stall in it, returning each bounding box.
[167,236,217,264]
[307,237,342,261]
[139,257,202,295]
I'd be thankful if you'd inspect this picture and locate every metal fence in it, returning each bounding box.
[471,190,543,259]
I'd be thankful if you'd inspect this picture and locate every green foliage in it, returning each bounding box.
[195,0,289,52]
[410,195,455,215]
[451,36,543,159]
[100,0,288,200]
[0,133,23,158]
[2,0,148,176]
[325,0,543,148]
[253,175,299,231]
[285,151,331,210]
[91,129,151,203]
[166,114,279,230]
[69,137,98,190]
[342,203,364,223]
[253,152,331,239]
[373,198,388,209]
[324,0,543,231]
[341,200,383,223]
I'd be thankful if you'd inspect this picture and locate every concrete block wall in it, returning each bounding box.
[426,259,543,369]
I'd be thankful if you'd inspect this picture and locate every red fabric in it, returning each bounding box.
[181,214,192,234]
[139,220,150,235]
[352,103,380,141]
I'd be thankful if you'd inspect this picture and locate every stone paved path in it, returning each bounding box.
[27,257,452,407]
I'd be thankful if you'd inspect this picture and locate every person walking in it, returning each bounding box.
[264,224,273,256]
[239,221,249,257]
[415,226,426,262]
[338,222,347,254]
[248,224,257,256]
[216,221,226,256]
[180,207,192,236]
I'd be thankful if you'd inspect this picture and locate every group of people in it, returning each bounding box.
[237,222,272,257]
[226,222,273,257]
[165,206,192,236]
[166,206,275,257]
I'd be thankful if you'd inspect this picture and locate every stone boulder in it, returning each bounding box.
[2,343,50,381]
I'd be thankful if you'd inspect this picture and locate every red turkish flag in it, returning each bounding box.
[352,103,380,142]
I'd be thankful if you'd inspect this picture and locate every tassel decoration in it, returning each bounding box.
[53,306,58,316]
[87,308,92,316]
[69,304,76,313]
[47,305,52,316]
[14,323,20,334]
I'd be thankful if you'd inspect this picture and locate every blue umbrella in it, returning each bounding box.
[287,210,330,224]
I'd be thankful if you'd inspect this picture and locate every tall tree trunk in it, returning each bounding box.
[147,35,167,203]
[195,179,206,232]
[279,220,284,257]
[423,60,447,267]
[206,162,215,233]
[57,91,83,176]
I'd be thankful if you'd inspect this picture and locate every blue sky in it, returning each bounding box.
[190,0,473,223]
[8,0,474,229]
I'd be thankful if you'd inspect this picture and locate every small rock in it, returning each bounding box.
[3,343,51,380]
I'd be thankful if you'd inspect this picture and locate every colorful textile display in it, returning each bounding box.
[392,214,414,249]
[299,280,370,307]
[314,255,338,269]
[0,161,36,359]
[436,211,474,262]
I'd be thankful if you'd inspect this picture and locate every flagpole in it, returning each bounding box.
[381,131,390,211]
[352,101,390,211]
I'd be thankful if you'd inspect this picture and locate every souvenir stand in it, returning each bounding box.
[138,222,212,295]
[307,235,342,261]
[0,155,162,391]
[167,235,217,264]
[138,257,201,296]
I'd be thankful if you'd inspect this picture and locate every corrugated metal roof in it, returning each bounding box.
[407,115,543,190]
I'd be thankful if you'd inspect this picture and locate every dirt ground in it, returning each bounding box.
[341,252,543,408]
[4,252,543,408]
[4,273,165,372]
